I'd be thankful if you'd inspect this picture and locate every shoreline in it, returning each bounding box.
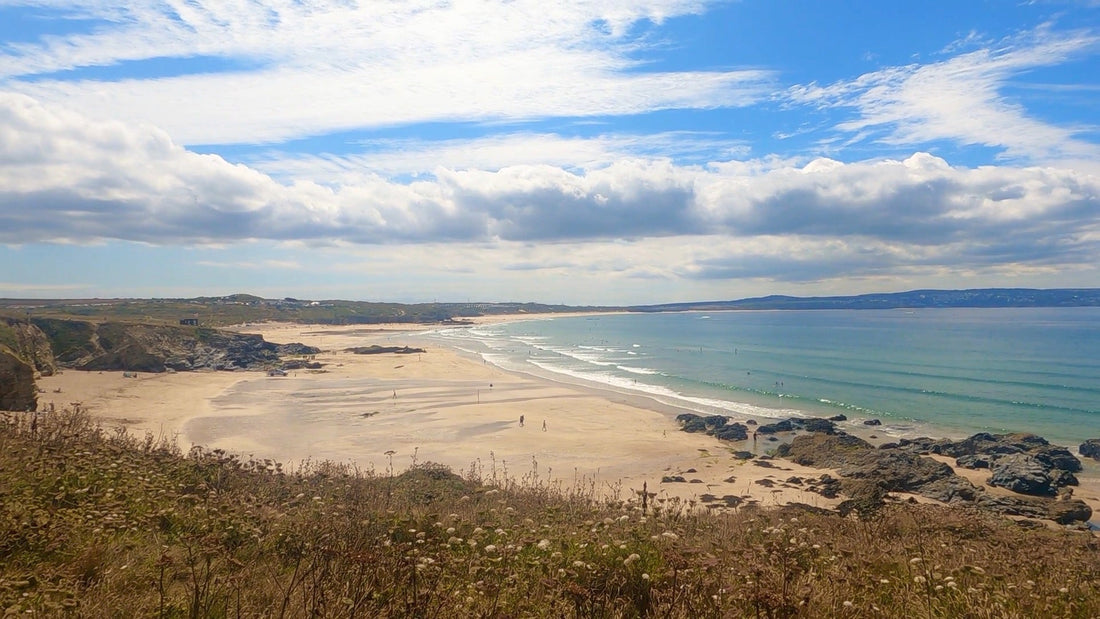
[32,315,1100,520]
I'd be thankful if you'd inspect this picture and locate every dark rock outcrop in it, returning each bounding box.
[281,359,323,370]
[756,419,794,434]
[675,413,748,442]
[345,345,426,355]
[837,480,888,518]
[987,454,1063,496]
[837,451,955,493]
[0,349,36,411]
[805,474,842,499]
[890,432,1083,497]
[937,433,1082,495]
[974,494,1093,525]
[917,476,981,503]
[712,424,749,441]
[776,432,874,465]
[781,433,955,494]
[1032,445,1083,473]
[795,417,837,434]
[954,454,991,469]
[777,432,1091,524]
[1080,439,1100,461]
[276,343,322,356]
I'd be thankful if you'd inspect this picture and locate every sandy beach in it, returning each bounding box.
[33,317,1100,518]
[34,318,839,512]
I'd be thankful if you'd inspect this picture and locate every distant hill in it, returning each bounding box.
[631,288,1100,312]
[0,295,606,327]
[3,289,1098,325]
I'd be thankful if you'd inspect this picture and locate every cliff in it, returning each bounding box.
[0,349,36,411]
[0,318,56,411]
[0,317,58,376]
[30,319,311,372]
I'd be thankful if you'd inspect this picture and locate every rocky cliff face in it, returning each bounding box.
[0,318,58,376]
[0,317,317,408]
[0,349,36,411]
[29,319,315,372]
[30,319,291,372]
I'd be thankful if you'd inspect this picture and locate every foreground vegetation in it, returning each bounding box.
[2,410,1098,617]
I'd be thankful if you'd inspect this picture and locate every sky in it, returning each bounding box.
[1,1,1098,305]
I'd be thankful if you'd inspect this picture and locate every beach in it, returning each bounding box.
[33,317,1100,518]
[35,318,840,512]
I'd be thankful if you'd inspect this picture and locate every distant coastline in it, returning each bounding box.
[3,288,1099,330]
[631,287,1100,312]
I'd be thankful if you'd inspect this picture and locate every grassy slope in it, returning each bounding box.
[0,297,603,328]
[1,410,1098,618]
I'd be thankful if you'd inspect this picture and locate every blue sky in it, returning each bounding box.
[1,1,1098,304]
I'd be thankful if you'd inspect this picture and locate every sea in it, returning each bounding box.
[427,308,1100,447]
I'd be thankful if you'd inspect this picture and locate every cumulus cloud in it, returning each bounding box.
[788,25,1100,164]
[2,93,1098,285]
[1,0,770,144]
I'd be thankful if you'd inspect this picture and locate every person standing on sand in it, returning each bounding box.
[519,415,525,427]
[542,420,547,432]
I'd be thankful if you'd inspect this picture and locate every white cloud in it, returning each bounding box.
[788,25,1100,164]
[1,0,770,145]
[196,259,301,270]
[251,132,749,182]
[2,93,1098,287]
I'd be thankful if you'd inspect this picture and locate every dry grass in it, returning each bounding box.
[2,408,1098,618]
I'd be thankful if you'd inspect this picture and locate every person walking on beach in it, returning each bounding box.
[519,415,525,427]
[542,419,547,432]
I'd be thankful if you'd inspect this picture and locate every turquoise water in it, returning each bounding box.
[429,308,1100,446]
